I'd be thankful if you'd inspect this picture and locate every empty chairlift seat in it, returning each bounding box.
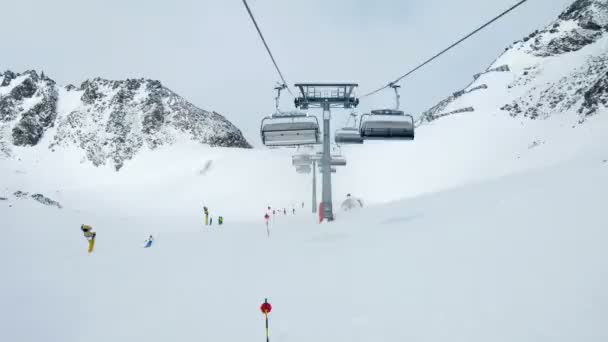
[360,109,415,140]
[260,114,320,147]
[335,127,363,144]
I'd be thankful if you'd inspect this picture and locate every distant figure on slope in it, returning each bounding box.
[143,235,154,248]
[283,208,287,215]
[264,213,271,237]
[218,216,224,225]
[203,206,209,225]
[81,224,96,254]
[210,217,213,225]
[292,208,296,215]
[301,202,304,208]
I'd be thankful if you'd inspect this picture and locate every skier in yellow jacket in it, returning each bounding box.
[81,224,96,253]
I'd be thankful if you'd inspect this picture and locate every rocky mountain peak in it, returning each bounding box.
[559,0,608,27]
[514,0,608,57]
[421,0,608,126]
[0,70,251,169]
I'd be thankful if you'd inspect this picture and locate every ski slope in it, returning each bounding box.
[1,147,607,342]
[3,21,608,339]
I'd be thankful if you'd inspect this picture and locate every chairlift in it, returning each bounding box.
[335,112,363,144]
[260,84,321,147]
[260,114,320,147]
[335,127,363,144]
[360,109,415,140]
[359,83,415,141]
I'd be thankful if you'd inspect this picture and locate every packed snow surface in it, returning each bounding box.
[1,146,607,342]
[2,1,608,340]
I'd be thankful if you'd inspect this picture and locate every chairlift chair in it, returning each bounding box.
[335,127,363,144]
[335,112,363,144]
[360,109,415,141]
[260,113,320,147]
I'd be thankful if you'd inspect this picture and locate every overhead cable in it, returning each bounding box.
[361,0,530,98]
[242,0,295,97]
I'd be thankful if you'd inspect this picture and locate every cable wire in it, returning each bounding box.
[361,0,530,98]
[242,0,295,97]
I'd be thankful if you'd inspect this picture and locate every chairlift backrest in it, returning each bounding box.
[370,109,404,115]
[335,127,363,144]
[260,114,320,147]
[360,111,415,141]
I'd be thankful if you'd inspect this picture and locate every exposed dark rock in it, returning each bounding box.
[527,0,608,57]
[13,190,29,198]
[506,55,608,119]
[12,86,58,146]
[1,70,17,87]
[10,77,38,101]
[80,79,106,104]
[579,71,608,116]
[30,193,63,209]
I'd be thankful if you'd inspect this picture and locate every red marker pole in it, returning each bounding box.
[264,214,270,237]
[260,298,272,342]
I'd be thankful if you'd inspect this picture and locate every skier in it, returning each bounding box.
[218,216,224,225]
[210,217,213,225]
[143,235,154,248]
[81,224,96,254]
[203,206,209,225]
[292,208,296,215]
[301,202,304,208]
[283,208,287,215]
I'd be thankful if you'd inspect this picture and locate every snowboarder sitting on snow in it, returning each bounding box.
[81,224,96,240]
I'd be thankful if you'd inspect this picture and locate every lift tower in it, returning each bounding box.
[294,83,359,221]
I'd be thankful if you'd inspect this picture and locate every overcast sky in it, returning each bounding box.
[3,0,573,145]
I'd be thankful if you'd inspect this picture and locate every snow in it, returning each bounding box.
[1,144,607,342]
[0,74,28,96]
[2,4,608,341]
[56,87,84,118]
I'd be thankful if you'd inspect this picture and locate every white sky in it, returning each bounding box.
[3,0,573,145]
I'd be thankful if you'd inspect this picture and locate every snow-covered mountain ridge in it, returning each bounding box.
[0,70,250,169]
[420,0,608,124]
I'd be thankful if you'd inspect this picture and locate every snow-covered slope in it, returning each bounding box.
[420,0,608,124]
[1,1,608,341]
[1,150,607,342]
[0,70,250,169]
